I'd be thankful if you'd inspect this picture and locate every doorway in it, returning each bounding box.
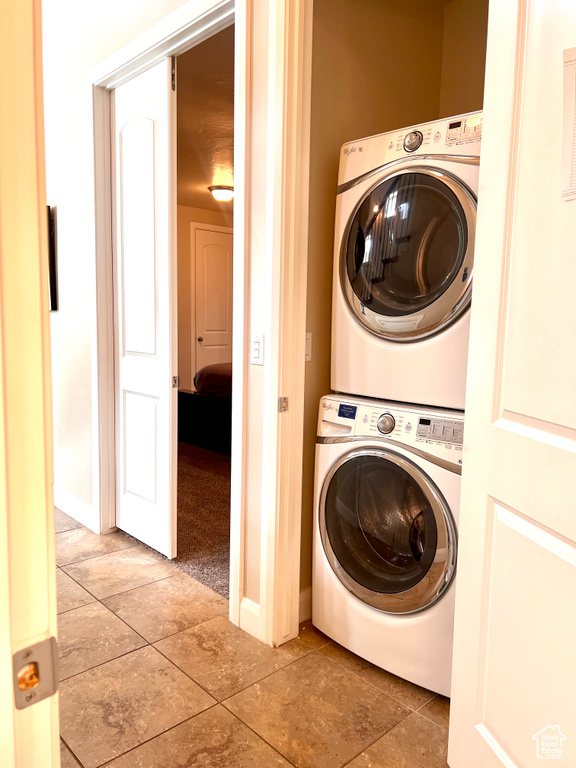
[107,26,235,590]
[173,27,234,598]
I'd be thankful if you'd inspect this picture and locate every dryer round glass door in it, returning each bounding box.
[341,167,476,341]
[319,447,457,614]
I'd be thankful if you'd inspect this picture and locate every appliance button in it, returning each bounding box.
[403,131,423,152]
[377,413,396,434]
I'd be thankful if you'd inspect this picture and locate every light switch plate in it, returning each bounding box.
[305,333,312,362]
[251,333,264,365]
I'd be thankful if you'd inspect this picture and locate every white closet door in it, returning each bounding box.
[449,1,576,766]
[195,227,233,371]
[112,59,177,558]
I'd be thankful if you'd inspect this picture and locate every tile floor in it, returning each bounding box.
[55,508,450,768]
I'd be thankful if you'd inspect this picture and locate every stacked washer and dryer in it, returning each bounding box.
[312,112,483,696]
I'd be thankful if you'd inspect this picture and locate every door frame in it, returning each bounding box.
[90,0,313,644]
[1,0,60,759]
[189,221,234,384]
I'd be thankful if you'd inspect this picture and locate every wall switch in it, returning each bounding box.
[251,333,264,365]
[305,333,312,362]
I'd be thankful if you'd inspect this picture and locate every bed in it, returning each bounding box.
[177,362,232,455]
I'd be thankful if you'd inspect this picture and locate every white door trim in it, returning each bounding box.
[257,0,313,644]
[91,0,313,645]
[189,221,233,385]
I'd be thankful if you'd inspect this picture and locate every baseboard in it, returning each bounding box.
[53,486,97,532]
[299,586,312,623]
[239,597,261,639]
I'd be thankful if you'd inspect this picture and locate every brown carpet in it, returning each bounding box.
[174,442,231,598]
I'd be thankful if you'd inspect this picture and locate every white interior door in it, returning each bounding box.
[448,1,576,766]
[112,59,177,559]
[194,226,233,372]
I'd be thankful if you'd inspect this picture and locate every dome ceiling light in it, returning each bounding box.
[209,185,234,202]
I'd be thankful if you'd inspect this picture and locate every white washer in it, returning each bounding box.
[332,112,482,410]
[313,394,463,696]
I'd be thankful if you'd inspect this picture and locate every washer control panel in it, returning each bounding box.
[318,396,464,466]
[416,417,463,445]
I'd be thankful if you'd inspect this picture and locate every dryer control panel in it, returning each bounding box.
[337,111,483,187]
[318,395,464,469]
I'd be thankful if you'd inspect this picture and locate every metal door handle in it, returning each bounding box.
[197,336,203,342]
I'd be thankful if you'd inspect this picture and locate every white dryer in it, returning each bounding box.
[332,112,482,410]
[312,394,463,696]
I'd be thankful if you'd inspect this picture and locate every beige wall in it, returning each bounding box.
[439,0,489,117]
[177,205,233,391]
[301,0,447,590]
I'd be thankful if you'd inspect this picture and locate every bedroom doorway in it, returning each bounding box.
[173,27,234,599]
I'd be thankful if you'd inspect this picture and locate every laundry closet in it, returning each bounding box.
[301,0,489,626]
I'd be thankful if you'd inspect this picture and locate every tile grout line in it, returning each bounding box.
[59,636,152,684]
[94,702,222,768]
[412,706,450,732]
[60,567,184,602]
[217,650,414,768]
[56,542,144,568]
[317,643,437,712]
[151,640,224,701]
[339,710,433,768]
[60,734,84,768]
[150,629,332,709]
[99,573,229,606]
[93,702,300,768]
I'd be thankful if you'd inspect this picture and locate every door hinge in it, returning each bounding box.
[172,376,180,388]
[13,637,59,710]
[278,396,288,413]
[171,57,176,91]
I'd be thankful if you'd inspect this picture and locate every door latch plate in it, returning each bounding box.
[13,637,59,709]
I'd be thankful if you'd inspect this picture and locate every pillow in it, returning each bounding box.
[193,362,232,397]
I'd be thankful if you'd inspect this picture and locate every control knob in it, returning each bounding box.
[377,413,396,434]
[403,130,423,152]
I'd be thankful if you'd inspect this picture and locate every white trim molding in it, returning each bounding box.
[258,0,314,646]
[239,597,261,638]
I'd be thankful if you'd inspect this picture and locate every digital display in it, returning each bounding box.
[338,404,357,420]
[448,121,462,130]
[419,418,431,426]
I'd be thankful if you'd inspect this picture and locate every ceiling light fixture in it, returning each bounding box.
[209,185,234,202]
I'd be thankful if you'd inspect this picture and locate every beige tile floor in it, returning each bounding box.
[55,508,450,768]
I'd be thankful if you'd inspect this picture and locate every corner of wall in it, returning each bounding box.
[53,486,98,533]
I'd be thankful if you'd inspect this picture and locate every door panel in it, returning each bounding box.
[195,228,233,371]
[448,1,576,765]
[120,117,157,355]
[112,59,177,559]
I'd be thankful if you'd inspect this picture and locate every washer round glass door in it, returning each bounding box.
[320,448,457,614]
[341,167,476,341]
